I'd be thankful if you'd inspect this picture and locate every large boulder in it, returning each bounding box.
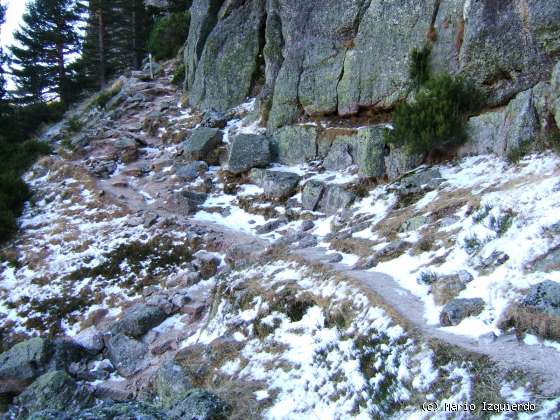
[167,389,229,420]
[302,180,356,215]
[14,371,93,418]
[322,126,387,177]
[521,280,560,318]
[440,298,485,326]
[227,134,271,174]
[462,88,540,158]
[271,125,317,165]
[106,334,149,377]
[184,0,224,90]
[262,170,301,199]
[155,360,193,408]
[183,127,223,164]
[188,0,266,111]
[320,184,357,215]
[459,0,560,107]
[384,145,425,181]
[0,338,52,395]
[110,304,167,338]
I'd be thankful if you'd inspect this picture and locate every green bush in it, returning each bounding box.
[147,12,190,61]
[172,63,185,86]
[385,73,482,155]
[0,139,51,243]
[409,44,432,90]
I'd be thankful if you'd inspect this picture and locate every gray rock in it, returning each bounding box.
[319,184,356,216]
[301,180,325,212]
[271,125,317,165]
[399,168,443,193]
[175,161,209,182]
[114,137,138,164]
[227,134,271,174]
[75,401,164,419]
[462,88,540,158]
[155,361,193,408]
[352,256,379,270]
[323,126,387,177]
[326,253,344,263]
[106,334,148,377]
[385,145,425,181]
[193,251,221,279]
[399,215,429,232]
[183,127,223,164]
[432,277,467,306]
[459,0,559,107]
[0,338,52,394]
[256,218,287,234]
[184,0,224,90]
[300,220,315,232]
[294,235,318,249]
[440,298,486,326]
[262,170,301,199]
[188,0,265,112]
[531,245,560,273]
[72,327,104,354]
[48,339,89,372]
[110,304,167,338]
[167,389,229,420]
[521,280,560,318]
[248,168,267,187]
[552,62,560,127]
[176,190,208,214]
[15,371,93,417]
[200,109,228,129]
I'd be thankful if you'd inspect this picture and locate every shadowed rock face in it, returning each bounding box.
[182,0,560,128]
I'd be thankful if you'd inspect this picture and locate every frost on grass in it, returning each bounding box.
[0,158,193,346]
[179,261,499,419]
[327,153,560,339]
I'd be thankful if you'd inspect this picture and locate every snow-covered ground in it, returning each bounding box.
[312,152,560,345]
[179,260,559,419]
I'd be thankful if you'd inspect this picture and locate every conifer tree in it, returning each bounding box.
[9,0,85,106]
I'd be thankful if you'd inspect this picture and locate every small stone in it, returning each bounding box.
[300,220,315,232]
[440,298,485,326]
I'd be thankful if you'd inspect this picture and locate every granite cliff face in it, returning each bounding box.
[182,0,560,136]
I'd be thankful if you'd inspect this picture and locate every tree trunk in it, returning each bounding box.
[131,0,139,69]
[56,40,68,105]
[98,8,106,88]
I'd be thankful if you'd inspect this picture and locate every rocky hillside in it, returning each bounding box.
[0,1,560,419]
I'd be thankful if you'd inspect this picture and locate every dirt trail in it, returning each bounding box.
[296,246,560,396]
[73,67,560,397]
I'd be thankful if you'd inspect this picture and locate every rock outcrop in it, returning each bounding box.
[181,0,560,131]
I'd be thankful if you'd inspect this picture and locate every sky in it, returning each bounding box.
[1,0,27,49]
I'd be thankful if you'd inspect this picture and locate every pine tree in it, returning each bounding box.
[9,0,85,106]
[0,3,7,103]
[81,0,151,89]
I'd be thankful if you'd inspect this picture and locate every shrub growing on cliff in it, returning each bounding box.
[409,44,432,90]
[147,12,190,61]
[385,73,481,155]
